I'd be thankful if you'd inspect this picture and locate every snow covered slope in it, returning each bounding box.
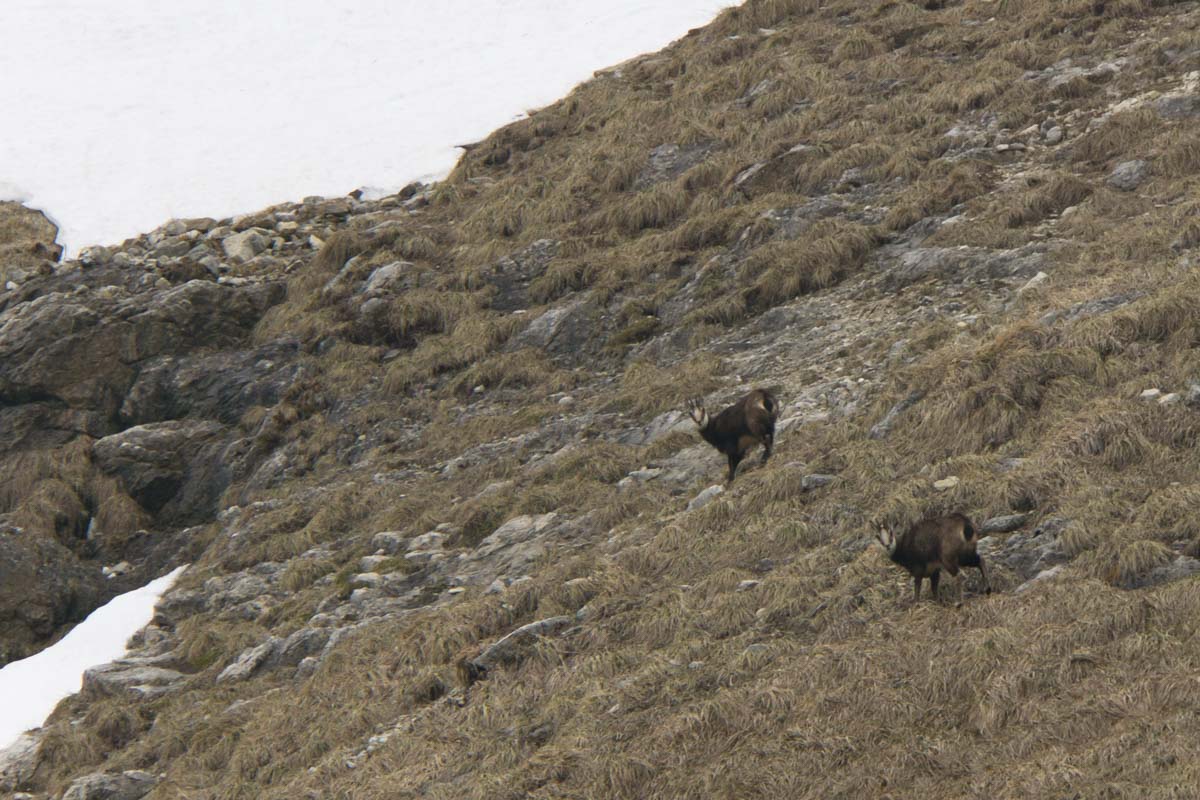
[0,1,727,255]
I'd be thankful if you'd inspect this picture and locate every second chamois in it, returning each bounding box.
[686,388,779,484]
[876,513,991,602]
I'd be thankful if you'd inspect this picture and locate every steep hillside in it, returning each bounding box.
[5,0,1200,797]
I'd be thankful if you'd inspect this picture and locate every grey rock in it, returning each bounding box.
[1186,382,1200,409]
[634,141,717,190]
[1107,160,1149,192]
[1129,556,1200,590]
[222,229,270,261]
[363,261,413,295]
[978,519,1069,581]
[408,531,446,551]
[372,531,407,555]
[980,513,1031,534]
[83,661,186,698]
[619,467,663,488]
[0,278,284,421]
[92,420,231,524]
[120,337,300,427]
[1156,93,1200,120]
[79,246,112,267]
[1038,292,1144,326]
[507,297,600,358]
[688,485,725,511]
[483,239,559,312]
[0,733,41,792]
[1044,126,1064,144]
[359,555,390,572]
[468,615,573,675]
[1014,564,1065,594]
[869,391,923,440]
[62,770,158,800]
[217,638,280,683]
[454,512,596,588]
[0,532,106,666]
[351,572,383,588]
[801,474,836,490]
[616,408,694,446]
[733,78,776,108]
[152,238,192,259]
[268,627,330,668]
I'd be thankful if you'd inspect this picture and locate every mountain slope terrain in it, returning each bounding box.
[4,0,1200,797]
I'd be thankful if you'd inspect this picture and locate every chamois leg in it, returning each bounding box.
[941,561,963,604]
[913,575,923,601]
[760,430,774,465]
[929,571,941,602]
[960,551,991,594]
[726,452,743,484]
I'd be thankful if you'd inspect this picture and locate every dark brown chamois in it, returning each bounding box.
[876,513,991,602]
[686,388,779,484]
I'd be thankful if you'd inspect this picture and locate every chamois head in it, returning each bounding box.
[686,397,710,430]
[876,525,898,555]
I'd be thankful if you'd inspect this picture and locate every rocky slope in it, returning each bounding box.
[5,0,1200,797]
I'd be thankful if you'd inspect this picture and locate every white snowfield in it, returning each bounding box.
[1,0,728,255]
[0,565,186,752]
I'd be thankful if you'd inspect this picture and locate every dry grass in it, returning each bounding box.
[25,0,1200,798]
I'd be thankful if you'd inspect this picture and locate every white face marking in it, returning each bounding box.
[877,527,898,555]
[687,401,708,430]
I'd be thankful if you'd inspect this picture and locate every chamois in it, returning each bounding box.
[876,513,991,602]
[686,388,779,484]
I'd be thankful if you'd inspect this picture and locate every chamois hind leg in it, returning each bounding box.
[929,571,941,602]
[913,575,923,601]
[941,560,964,604]
[959,550,991,594]
[760,430,774,465]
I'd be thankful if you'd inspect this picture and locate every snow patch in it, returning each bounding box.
[1,1,728,255]
[0,565,187,751]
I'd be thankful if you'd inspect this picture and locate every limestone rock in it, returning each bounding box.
[980,514,1031,535]
[688,485,725,511]
[217,638,280,683]
[92,420,231,524]
[222,229,270,261]
[83,661,186,699]
[62,770,158,800]
[0,733,41,792]
[1107,160,1148,191]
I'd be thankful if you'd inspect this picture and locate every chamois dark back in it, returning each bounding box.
[686,388,779,484]
[877,513,990,601]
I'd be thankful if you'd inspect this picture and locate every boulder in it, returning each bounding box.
[0,531,106,666]
[119,337,301,426]
[1107,160,1148,192]
[217,638,280,683]
[0,733,41,792]
[980,514,1031,534]
[688,485,725,511]
[83,660,186,699]
[221,229,270,261]
[62,770,158,800]
[92,420,231,523]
